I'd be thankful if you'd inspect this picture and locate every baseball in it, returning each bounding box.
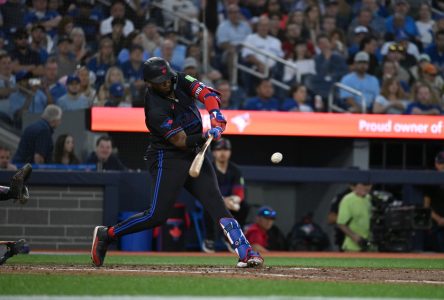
[271,152,283,164]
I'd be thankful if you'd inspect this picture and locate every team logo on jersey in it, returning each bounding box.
[160,117,173,130]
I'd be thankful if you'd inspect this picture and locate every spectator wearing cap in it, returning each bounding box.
[347,9,376,43]
[54,35,77,78]
[215,4,252,82]
[0,53,16,124]
[423,151,444,252]
[30,24,49,64]
[105,18,126,55]
[100,1,134,37]
[120,45,145,107]
[24,0,61,38]
[411,54,432,80]
[416,3,435,49]
[41,58,66,104]
[339,51,380,113]
[10,29,44,77]
[385,0,419,40]
[245,206,277,253]
[201,138,249,253]
[243,79,280,111]
[419,63,444,97]
[96,66,128,107]
[105,83,130,107]
[380,32,419,65]
[9,71,49,125]
[87,36,116,89]
[57,75,90,111]
[182,57,199,78]
[405,82,442,115]
[425,30,444,73]
[347,25,369,58]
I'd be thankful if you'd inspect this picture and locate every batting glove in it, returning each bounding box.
[205,127,223,140]
[209,109,226,131]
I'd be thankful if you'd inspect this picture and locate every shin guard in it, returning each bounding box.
[219,218,251,260]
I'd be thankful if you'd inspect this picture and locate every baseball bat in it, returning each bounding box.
[189,135,213,178]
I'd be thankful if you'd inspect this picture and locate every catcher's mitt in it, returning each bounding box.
[0,239,27,265]
[10,163,32,204]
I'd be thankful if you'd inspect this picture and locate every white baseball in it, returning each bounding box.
[271,152,283,164]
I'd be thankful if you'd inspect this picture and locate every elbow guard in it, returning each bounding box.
[190,81,221,112]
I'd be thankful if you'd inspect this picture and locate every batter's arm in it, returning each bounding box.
[168,130,206,150]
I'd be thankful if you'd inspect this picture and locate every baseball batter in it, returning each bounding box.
[91,57,263,268]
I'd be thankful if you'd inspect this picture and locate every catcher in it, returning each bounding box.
[0,163,32,265]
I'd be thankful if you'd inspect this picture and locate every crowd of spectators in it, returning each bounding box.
[0,0,444,127]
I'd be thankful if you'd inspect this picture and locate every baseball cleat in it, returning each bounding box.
[236,247,264,268]
[10,163,32,204]
[202,239,215,253]
[91,226,111,267]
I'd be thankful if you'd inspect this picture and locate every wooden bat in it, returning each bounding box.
[189,136,213,178]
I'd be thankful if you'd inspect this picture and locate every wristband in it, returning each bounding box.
[186,133,206,148]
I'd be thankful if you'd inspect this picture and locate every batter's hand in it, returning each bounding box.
[205,127,223,141]
[209,109,226,131]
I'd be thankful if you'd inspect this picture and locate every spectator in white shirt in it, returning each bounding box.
[100,1,135,37]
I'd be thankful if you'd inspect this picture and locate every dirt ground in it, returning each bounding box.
[2,251,444,284]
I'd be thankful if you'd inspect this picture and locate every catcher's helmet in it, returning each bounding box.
[143,57,177,83]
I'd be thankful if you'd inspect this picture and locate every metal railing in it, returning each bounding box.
[232,42,299,91]
[328,82,367,113]
[151,2,209,73]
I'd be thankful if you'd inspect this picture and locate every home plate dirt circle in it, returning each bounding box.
[2,265,444,285]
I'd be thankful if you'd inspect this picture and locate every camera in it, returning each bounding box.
[370,190,431,252]
[28,78,41,86]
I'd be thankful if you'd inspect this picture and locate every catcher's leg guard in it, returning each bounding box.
[219,218,264,268]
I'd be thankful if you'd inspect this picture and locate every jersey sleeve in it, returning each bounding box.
[146,108,183,140]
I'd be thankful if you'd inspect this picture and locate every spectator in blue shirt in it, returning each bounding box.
[405,82,442,115]
[120,45,145,107]
[87,36,116,88]
[425,30,444,74]
[340,51,380,113]
[24,0,62,38]
[9,71,48,127]
[243,79,280,111]
[57,75,90,111]
[385,0,419,40]
[42,58,66,104]
[13,104,62,164]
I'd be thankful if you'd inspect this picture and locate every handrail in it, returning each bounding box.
[233,42,299,91]
[328,82,366,113]
[151,2,209,73]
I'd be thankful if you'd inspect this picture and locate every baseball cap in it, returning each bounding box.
[183,57,198,70]
[109,82,124,97]
[394,0,408,5]
[436,151,444,164]
[418,53,431,62]
[421,63,438,75]
[326,0,339,5]
[257,206,277,219]
[212,138,231,150]
[15,70,31,82]
[354,51,369,63]
[66,75,80,84]
[354,26,369,35]
[57,35,72,45]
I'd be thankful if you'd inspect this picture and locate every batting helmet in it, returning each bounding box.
[143,57,177,83]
